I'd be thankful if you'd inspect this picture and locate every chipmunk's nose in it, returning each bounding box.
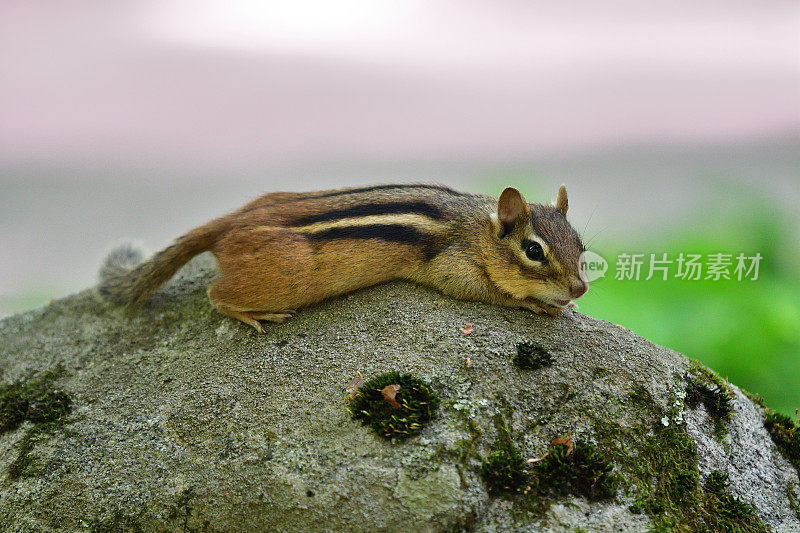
[570,281,588,299]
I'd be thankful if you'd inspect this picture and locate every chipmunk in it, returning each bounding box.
[99,184,588,333]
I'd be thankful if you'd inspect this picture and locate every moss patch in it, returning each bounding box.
[618,424,766,531]
[480,405,529,495]
[529,441,618,501]
[704,470,729,495]
[480,437,618,504]
[0,368,71,434]
[481,439,528,494]
[6,430,39,481]
[624,425,700,520]
[713,494,759,523]
[684,361,735,440]
[348,372,439,440]
[703,470,766,531]
[764,410,800,473]
[596,385,768,532]
[1,368,74,483]
[513,342,553,370]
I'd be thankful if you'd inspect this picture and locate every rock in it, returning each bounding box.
[0,254,798,532]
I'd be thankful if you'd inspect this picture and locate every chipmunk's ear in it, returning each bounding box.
[497,187,530,235]
[555,184,568,215]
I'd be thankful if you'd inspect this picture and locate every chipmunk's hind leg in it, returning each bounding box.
[207,284,294,334]
[214,302,266,334]
[247,310,295,322]
[206,226,311,333]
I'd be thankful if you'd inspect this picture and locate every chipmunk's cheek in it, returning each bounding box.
[493,273,538,300]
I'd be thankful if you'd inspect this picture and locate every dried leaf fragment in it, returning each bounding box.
[549,436,574,456]
[527,435,574,464]
[381,384,402,409]
[346,374,365,402]
[461,322,474,335]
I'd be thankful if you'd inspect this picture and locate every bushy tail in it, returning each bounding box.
[98,222,225,305]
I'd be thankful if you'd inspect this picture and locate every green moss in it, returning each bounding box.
[685,361,735,440]
[513,342,553,370]
[742,389,767,409]
[627,384,652,408]
[529,441,618,501]
[480,439,527,494]
[167,486,196,531]
[348,372,439,440]
[5,418,73,483]
[480,403,527,494]
[6,430,38,481]
[618,424,766,531]
[715,494,758,521]
[701,469,765,531]
[625,425,700,518]
[0,368,71,434]
[480,436,618,505]
[480,398,617,503]
[1,368,74,483]
[450,437,480,464]
[764,409,800,473]
[704,470,729,495]
[595,385,767,532]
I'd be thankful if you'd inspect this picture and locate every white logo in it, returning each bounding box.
[579,251,607,282]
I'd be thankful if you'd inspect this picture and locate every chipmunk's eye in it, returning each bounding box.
[523,240,546,262]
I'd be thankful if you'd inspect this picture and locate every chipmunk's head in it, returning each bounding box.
[488,185,588,309]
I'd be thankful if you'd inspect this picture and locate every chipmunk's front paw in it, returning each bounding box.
[541,304,563,317]
[521,298,563,317]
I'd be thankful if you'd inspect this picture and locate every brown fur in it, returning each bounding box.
[99,184,587,333]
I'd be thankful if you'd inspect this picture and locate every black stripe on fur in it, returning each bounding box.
[290,200,445,226]
[306,223,442,260]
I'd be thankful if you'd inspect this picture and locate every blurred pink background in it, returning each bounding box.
[1,0,798,315]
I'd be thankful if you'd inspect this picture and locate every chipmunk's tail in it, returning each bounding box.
[98,221,226,305]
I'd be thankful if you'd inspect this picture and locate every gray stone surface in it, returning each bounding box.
[0,254,797,532]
